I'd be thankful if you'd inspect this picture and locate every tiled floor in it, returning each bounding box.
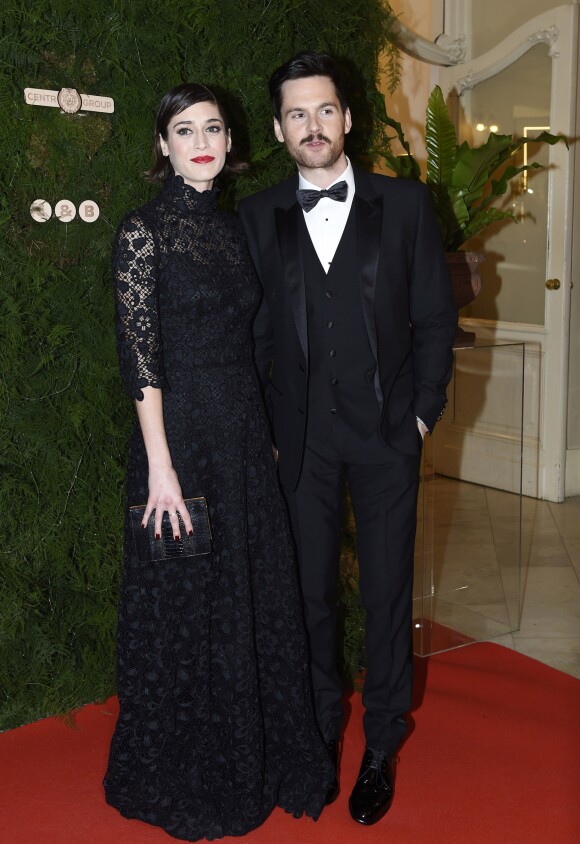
[413,477,580,679]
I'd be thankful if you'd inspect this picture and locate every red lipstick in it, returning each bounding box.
[191,156,215,163]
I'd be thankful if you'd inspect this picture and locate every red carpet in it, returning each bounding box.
[1,643,578,843]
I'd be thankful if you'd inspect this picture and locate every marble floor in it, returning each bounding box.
[413,476,580,679]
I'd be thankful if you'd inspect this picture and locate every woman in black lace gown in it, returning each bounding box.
[104,83,333,841]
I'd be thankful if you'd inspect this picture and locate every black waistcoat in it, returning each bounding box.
[301,206,380,441]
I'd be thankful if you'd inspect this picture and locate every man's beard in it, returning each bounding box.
[288,132,345,170]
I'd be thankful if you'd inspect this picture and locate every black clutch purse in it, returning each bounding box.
[129,497,212,562]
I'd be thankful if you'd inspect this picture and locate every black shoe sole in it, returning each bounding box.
[348,796,393,825]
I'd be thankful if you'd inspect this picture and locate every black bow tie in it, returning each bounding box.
[296,180,348,212]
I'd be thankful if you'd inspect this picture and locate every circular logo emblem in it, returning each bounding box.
[57,87,82,114]
[79,200,100,223]
[55,199,77,222]
[30,199,52,223]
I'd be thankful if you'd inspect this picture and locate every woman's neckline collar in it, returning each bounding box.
[163,170,219,210]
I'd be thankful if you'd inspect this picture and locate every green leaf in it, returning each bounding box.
[477,162,542,212]
[423,86,459,248]
[382,149,421,179]
[425,85,457,192]
[511,130,568,151]
[377,109,421,180]
[452,134,515,205]
[441,188,469,251]
[463,207,516,242]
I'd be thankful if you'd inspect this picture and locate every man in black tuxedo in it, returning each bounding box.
[239,52,456,825]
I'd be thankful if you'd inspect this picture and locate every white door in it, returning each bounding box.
[434,4,577,501]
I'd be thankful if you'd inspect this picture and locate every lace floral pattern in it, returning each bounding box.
[104,173,333,840]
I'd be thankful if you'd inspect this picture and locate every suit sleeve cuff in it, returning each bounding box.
[416,416,429,438]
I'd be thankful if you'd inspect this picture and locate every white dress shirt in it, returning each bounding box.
[299,158,355,274]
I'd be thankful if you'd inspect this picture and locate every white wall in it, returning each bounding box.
[469,0,574,55]
[566,15,580,490]
[379,0,444,169]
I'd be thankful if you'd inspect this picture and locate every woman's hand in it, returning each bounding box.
[135,386,193,541]
[142,465,194,540]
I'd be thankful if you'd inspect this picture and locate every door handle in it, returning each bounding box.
[545,278,561,290]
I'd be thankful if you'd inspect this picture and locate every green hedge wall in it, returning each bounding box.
[0,0,398,730]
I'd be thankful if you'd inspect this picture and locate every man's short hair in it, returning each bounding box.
[268,51,348,121]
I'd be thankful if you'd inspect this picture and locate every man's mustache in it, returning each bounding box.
[300,133,331,145]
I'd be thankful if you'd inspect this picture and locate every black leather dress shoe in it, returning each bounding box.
[349,747,395,825]
[325,738,340,804]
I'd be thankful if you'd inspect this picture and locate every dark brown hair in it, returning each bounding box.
[147,82,247,183]
[268,51,348,122]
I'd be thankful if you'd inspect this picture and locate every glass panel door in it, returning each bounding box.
[413,342,524,656]
[459,45,552,325]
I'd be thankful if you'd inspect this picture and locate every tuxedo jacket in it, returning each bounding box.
[238,167,457,491]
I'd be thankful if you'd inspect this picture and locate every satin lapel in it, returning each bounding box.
[355,191,383,361]
[275,203,308,361]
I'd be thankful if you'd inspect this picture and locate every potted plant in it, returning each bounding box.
[378,85,567,342]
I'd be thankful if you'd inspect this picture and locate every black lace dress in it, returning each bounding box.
[104,172,333,841]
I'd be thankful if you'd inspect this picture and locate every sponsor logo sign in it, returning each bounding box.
[24,87,114,114]
[30,199,100,223]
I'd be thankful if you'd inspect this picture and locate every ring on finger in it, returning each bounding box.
[169,511,178,516]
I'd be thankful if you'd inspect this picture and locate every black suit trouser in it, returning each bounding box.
[283,418,420,754]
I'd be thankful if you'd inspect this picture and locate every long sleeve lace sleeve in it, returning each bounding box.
[113,212,167,401]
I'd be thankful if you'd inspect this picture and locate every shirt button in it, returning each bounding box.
[325,291,333,299]
[331,377,339,386]
[330,408,337,414]
[327,321,334,329]
[329,350,336,357]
